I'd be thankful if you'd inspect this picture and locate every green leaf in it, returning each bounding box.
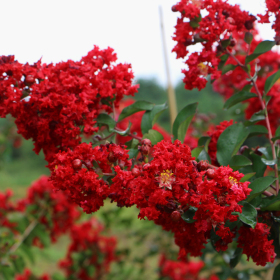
[239,172,255,182]
[18,243,35,264]
[11,255,25,274]
[273,263,280,280]
[172,103,198,143]
[244,110,265,125]
[222,64,237,75]
[33,224,51,247]
[198,136,211,149]
[230,247,243,269]
[265,69,280,93]
[245,40,276,64]
[128,149,139,160]
[191,147,204,159]
[197,149,211,163]
[236,201,257,228]
[141,103,167,134]
[247,125,268,137]
[96,114,116,132]
[218,55,229,70]
[181,207,197,223]
[142,129,163,145]
[217,123,249,166]
[221,38,231,48]
[272,126,280,142]
[261,158,277,165]
[220,54,229,61]
[113,122,132,136]
[229,155,252,167]
[260,194,280,211]
[0,266,14,280]
[118,101,153,122]
[52,272,66,280]
[251,153,267,178]
[247,176,276,202]
[224,91,257,110]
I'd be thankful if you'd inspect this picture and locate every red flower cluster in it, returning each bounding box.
[159,255,219,280]
[207,120,233,165]
[109,140,251,259]
[16,270,50,280]
[238,222,276,266]
[59,218,117,280]
[172,0,255,90]
[0,47,138,162]
[50,142,131,213]
[258,0,280,43]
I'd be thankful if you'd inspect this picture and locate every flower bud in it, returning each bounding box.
[171,211,181,222]
[25,75,35,84]
[72,159,82,170]
[206,169,215,179]
[244,32,253,44]
[197,160,209,171]
[171,5,177,12]
[132,167,140,177]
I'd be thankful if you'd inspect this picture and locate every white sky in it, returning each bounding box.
[1,0,275,86]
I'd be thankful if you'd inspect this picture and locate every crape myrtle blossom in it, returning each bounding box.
[0,47,138,162]
[172,0,256,91]
[49,139,266,262]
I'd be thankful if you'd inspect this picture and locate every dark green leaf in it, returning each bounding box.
[172,103,198,143]
[52,272,66,280]
[18,244,35,264]
[96,114,116,132]
[118,101,153,122]
[272,126,280,142]
[181,207,197,223]
[128,149,139,160]
[222,64,237,75]
[229,155,252,167]
[142,129,163,145]
[141,103,167,134]
[198,136,211,149]
[261,158,277,165]
[217,123,249,166]
[239,172,256,182]
[236,201,257,228]
[265,69,280,93]
[251,153,267,178]
[245,41,276,64]
[224,91,257,110]
[247,176,276,202]
[261,194,280,211]
[244,110,265,125]
[230,247,243,269]
[247,125,268,137]
[191,147,204,159]
[197,149,211,162]
[221,38,231,48]
[33,224,51,247]
[220,54,229,61]
[273,262,280,280]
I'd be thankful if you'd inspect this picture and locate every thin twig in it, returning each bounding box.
[8,220,38,254]
[263,190,274,197]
